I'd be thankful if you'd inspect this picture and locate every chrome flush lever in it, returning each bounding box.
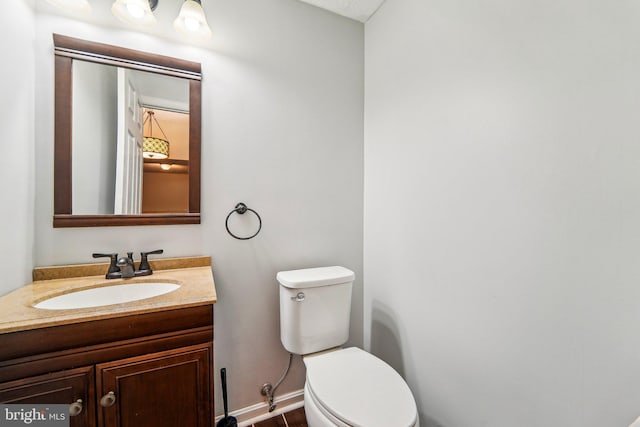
[291,292,305,302]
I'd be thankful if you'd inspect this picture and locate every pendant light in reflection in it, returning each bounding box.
[142,110,170,159]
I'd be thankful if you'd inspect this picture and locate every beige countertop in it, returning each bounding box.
[0,257,216,334]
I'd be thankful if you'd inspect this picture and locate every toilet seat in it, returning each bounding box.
[304,347,418,427]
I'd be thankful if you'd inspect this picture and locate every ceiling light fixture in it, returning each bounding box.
[110,0,213,40]
[142,110,170,159]
[46,0,92,14]
[173,0,212,40]
[111,0,158,28]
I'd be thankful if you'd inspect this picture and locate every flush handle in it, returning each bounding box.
[69,399,83,416]
[100,391,116,408]
[291,292,305,302]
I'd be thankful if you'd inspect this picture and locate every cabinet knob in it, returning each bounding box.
[100,391,116,408]
[69,399,83,416]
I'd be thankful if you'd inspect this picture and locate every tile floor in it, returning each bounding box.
[252,407,308,427]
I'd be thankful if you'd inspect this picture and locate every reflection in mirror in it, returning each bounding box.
[53,34,202,227]
[71,62,190,215]
[142,108,190,213]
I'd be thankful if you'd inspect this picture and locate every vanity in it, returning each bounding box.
[0,256,216,427]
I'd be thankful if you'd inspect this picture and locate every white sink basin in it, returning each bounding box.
[33,282,180,310]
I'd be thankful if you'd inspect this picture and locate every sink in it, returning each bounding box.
[33,282,180,310]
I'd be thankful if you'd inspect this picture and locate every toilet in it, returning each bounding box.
[277,266,419,427]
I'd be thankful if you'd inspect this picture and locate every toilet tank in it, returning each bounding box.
[278,266,355,355]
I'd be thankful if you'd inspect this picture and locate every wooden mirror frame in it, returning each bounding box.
[53,34,201,227]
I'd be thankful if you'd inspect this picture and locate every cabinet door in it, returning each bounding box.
[0,366,96,427]
[97,343,211,427]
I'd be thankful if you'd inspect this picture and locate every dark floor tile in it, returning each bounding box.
[254,414,287,427]
[284,407,308,427]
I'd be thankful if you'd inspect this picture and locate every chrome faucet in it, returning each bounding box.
[93,249,164,279]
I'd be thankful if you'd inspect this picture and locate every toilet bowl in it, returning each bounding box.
[303,347,419,427]
[277,266,419,427]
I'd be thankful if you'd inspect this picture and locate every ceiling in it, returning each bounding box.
[297,0,386,22]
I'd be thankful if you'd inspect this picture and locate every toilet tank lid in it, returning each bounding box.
[277,266,355,289]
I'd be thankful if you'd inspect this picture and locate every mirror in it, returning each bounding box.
[53,34,201,227]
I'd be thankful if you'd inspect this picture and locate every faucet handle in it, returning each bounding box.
[92,253,120,277]
[92,252,118,259]
[138,249,163,274]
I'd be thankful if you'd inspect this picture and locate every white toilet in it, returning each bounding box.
[277,266,419,427]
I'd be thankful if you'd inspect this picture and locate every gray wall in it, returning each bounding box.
[72,61,117,215]
[29,0,363,416]
[364,0,640,426]
[0,1,35,296]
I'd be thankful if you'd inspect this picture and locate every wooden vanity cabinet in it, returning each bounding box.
[0,305,213,427]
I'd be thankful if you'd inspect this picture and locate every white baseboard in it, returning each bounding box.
[214,389,305,427]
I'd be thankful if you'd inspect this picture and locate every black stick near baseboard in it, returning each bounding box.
[216,368,237,427]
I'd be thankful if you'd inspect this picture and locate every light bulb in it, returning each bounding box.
[111,0,157,27]
[173,0,212,40]
[160,164,172,171]
[126,3,145,18]
[184,17,200,32]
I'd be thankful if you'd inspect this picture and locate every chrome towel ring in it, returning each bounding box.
[225,203,262,240]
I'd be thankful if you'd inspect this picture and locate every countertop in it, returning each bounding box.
[0,257,216,334]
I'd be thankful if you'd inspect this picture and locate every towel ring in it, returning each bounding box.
[225,203,262,240]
